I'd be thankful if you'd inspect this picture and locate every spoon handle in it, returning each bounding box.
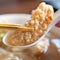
[48,10,60,32]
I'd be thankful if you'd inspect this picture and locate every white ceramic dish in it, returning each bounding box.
[0,14,31,25]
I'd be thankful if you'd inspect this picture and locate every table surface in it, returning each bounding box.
[0,0,42,14]
[0,0,60,60]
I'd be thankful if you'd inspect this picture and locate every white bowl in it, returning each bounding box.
[0,14,31,25]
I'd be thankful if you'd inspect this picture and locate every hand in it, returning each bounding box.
[55,21,60,27]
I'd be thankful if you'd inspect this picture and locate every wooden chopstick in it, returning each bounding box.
[0,24,34,32]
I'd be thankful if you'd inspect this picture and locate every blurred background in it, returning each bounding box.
[0,0,60,14]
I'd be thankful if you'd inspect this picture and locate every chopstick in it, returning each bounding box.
[0,24,34,32]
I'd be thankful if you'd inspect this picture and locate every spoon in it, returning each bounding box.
[2,10,60,48]
[0,24,34,32]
